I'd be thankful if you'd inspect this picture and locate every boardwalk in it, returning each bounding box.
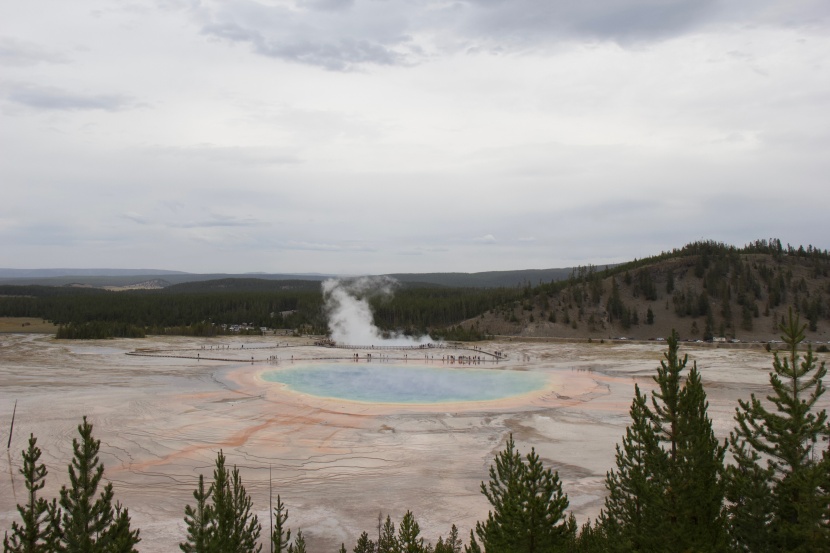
[126,341,506,362]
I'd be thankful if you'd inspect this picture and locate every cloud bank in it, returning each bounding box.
[1,1,829,273]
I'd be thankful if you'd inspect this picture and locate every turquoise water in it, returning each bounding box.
[262,363,546,404]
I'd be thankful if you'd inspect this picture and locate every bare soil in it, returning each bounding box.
[0,317,58,333]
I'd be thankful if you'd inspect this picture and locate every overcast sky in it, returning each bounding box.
[2,1,829,275]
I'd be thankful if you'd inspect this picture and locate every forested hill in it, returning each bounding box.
[3,239,830,342]
[0,278,520,339]
[163,278,324,293]
[383,268,577,288]
[460,239,830,343]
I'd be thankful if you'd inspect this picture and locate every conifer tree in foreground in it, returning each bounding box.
[434,525,462,553]
[212,450,261,552]
[3,434,60,553]
[597,331,727,552]
[180,474,213,553]
[290,530,306,553]
[352,531,375,553]
[376,516,397,553]
[726,310,830,552]
[108,502,142,553]
[396,511,424,553]
[469,434,572,553]
[58,416,140,553]
[181,450,262,553]
[463,531,481,553]
[271,494,291,553]
[598,386,666,552]
[444,524,462,553]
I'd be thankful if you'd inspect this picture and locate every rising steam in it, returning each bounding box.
[322,277,433,346]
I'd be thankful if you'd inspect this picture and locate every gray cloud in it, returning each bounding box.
[201,18,408,71]
[284,241,343,252]
[0,37,68,67]
[3,0,829,274]
[434,0,715,50]
[122,212,151,225]
[181,214,262,229]
[195,0,419,70]
[457,0,830,43]
[148,144,301,166]
[3,82,132,111]
[254,37,404,71]
[297,0,357,13]
[191,0,830,70]
[568,0,716,41]
[4,222,94,247]
[122,210,264,230]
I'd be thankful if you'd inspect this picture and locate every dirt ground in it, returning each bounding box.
[0,317,58,333]
[1,334,827,552]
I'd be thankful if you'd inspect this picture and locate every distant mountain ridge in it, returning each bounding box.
[0,268,189,278]
[0,271,339,288]
[0,268,580,289]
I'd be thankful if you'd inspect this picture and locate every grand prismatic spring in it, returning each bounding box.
[263,362,547,404]
[2,333,827,552]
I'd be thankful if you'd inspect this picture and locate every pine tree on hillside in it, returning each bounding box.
[726,310,830,551]
[3,434,61,553]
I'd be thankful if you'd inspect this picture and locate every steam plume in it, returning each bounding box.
[322,277,433,346]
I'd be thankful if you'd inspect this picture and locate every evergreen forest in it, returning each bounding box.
[0,278,517,341]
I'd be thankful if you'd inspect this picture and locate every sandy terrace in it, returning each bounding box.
[1,334,827,552]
